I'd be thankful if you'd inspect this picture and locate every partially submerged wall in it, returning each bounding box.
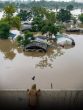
[0,91,83,110]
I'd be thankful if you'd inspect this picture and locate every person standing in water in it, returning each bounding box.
[27,84,40,109]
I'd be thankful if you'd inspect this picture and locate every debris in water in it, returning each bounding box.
[32,76,35,80]
[51,83,53,89]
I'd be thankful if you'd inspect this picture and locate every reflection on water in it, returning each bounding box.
[35,47,64,69]
[0,39,65,68]
[0,40,16,60]
[0,34,83,90]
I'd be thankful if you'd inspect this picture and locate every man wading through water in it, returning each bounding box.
[27,84,40,109]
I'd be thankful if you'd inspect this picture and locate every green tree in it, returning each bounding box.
[56,9,71,22]
[32,15,45,31]
[45,11,56,24]
[11,16,21,29]
[32,7,56,32]
[4,5,16,24]
[16,35,23,44]
[18,10,30,21]
[32,7,46,17]
[3,5,21,29]
[66,4,74,11]
[79,14,83,23]
[0,21,10,39]
[41,23,60,38]
[22,31,33,46]
[16,31,33,46]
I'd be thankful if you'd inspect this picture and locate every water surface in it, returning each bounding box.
[0,34,83,90]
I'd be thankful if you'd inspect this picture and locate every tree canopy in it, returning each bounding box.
[0,21,10,39]
[66,4,74,11]
[56,9,71,22]
[41,23,60,38]
[4,5,16,23]
[3,5,21,29]
[17,10,32,21]
[79,14,83,23]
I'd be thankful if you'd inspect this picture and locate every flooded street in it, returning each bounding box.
[0,34,83,90]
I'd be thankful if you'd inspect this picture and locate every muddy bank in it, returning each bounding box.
[0,90,83,110]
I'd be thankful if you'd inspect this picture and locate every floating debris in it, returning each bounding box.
[32,76,35,80]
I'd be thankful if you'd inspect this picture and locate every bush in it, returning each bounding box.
[0,21,10,39]
[21,39,30,46]
[16,32,34,46]
[24,31,33,40]
[16,35,23,43]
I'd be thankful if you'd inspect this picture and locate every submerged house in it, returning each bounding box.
[35,36,48,44]
[66,28,80,32]
[23,42,48,52]
[55,34,75,46]
[21,22,32,32]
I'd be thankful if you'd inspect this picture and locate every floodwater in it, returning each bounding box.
[0,34,83,90]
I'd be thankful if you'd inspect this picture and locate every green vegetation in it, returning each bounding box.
[11,16,21,29]
[17,10,31,21]
[41,24,60,38]
[0,21,10,39]
[3,5,21,29]
[16,31,33,46]
[19,1,83,9]
[0,4,21,39]
[4,4,16,24]
[56,9,71,22]
[16,35,23,44]
[18,10,27,21]
[32,7,47,32]
[0,1,83,9]
[66,4,74,11]
[79,14,83,23]
[0,2,81,45]
[24,31,33,39]
[32,7,59,37]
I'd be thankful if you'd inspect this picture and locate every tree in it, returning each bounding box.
[32,15,45,31]
[0,21,10,39]
[18,10,31,21]
[4,5,16,24]
[41,23,60,38]
[32,7,56,32]
[79,14,83,23]
[11,16,21,29]
[16,35,23,44]
[32,7,47,31]
[32,7,46,17]
[22,32,33,46]
[3,5,21,29]
[66,4,74,11]
[56,9,71,22]
[16,31,33,46]
[45,11,56,24]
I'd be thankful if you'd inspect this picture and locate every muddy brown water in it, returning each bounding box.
[0,33,83,90]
